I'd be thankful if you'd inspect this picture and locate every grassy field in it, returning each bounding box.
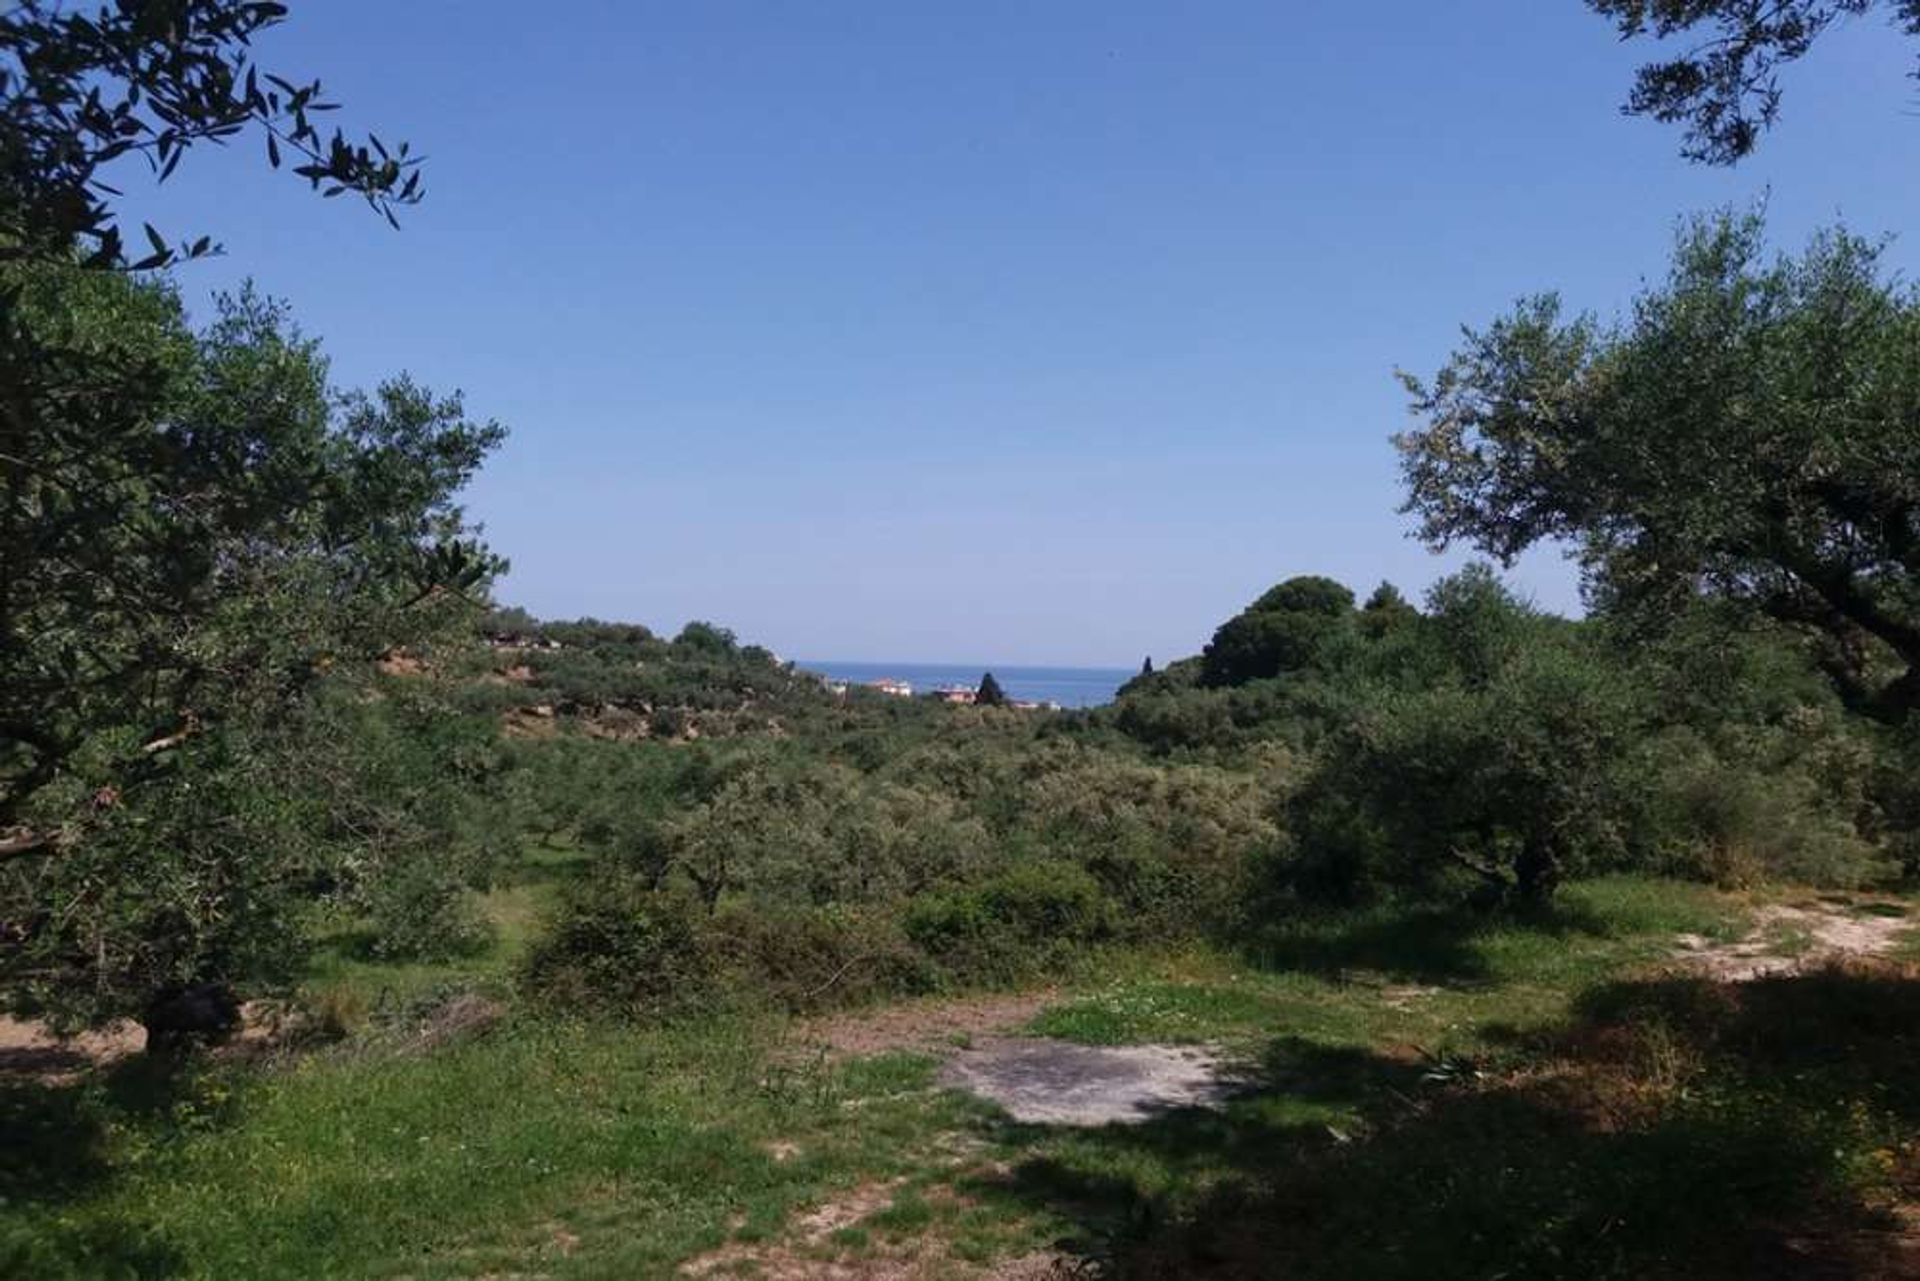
[5,877,1917,1279]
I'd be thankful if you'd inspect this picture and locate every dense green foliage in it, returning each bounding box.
[2,4,1909,1041]
[1200,575,1356,687]
[10,222,1916,1039]
[1399,214,1920,725]
[0,263,506,1032]
[508,658,1286,1011]
[499,540,1909,1012]
[1129,567,1892,904]
[1,0,471,1039]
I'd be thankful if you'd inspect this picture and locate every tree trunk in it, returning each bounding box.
[141,982,241,1057]
[1513,838,1561,907]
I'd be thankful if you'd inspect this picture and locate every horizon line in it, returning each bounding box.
[793,657,1143,674]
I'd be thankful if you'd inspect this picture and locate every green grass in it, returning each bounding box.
[996,880,1920,1279]
[8,843,1035,1279]
[1,1022,1001,1279]
[299,844,576,1027]
[4,876,1914,1279]
[1029,877,1745,1054]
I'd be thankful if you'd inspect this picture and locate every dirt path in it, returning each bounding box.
[0,1001,305,1083]
[0,1016,142,1081]
[1675,899,1913,981]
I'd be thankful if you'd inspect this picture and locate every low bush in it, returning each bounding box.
[360,857,495,961]
[1648,749,1888,889]
[1284,642,1649,907]
[706,903,937,1011]
[518,883,713,1018]
[904,860,1115,983]
[661,764,992,909]
[500,565,1920,1029]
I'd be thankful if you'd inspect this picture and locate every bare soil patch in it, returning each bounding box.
[0,1015,141,1081]
[1675,900,1913,981]
[790,1179,904,1240]
[938,1039,1240,1127]
[1380,982,1442,1010]
[0,999,322,1082]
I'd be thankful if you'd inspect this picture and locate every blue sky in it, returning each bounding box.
[122,2,1920,665]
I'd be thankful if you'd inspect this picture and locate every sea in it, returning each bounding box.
[796,661,1135,710]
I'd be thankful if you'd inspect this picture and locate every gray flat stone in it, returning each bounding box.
[938,1038,1236,1126]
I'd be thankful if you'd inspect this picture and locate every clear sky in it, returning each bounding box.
[120,2,1920,665]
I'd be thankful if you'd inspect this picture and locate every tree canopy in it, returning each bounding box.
[1588,0,1920,163]
[1,265,502,834]
[1,0,423,269]
[1201,576,1356,687]
[1397,212,1920,723]
[0,263,505,1030]
[0,4,497,1034]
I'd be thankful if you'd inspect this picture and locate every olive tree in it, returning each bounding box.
[2,0,422,269]
[1398,213,1920,725]
[1288,573,1647,905]
[1588,1,1920,164]
[0,3,503,1040]
[0,265,503,1034]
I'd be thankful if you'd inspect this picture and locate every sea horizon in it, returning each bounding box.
[796,659,1136,710]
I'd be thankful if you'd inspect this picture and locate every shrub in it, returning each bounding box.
[904,861,1115,983]
[662,765,989,909]
[1080,846,1200,939]
[707,903,937,1011]
[1648,747,1888,889]
[320,690,512,960]
[1011,747,1284,932]
[1111,688,1237,752]
[518,883,713,1018]
[1284,638,1648,906]
[0,728,317,1034]
[360,856,493,961]
[978,860,1115,938]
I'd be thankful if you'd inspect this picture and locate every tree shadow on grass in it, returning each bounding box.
[1240,896,1616,986]
[0,1076,111,1208]
[1,1049,234,1201]
[982,963,1920,1279]
[1557,960,1920,1127]
[0,1212,185,1280]
[0,1057,217,1277]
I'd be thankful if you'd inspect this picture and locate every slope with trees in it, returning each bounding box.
[2,5,1918,1276]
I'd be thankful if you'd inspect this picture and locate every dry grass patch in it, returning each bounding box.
[796,990,1063,1059]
